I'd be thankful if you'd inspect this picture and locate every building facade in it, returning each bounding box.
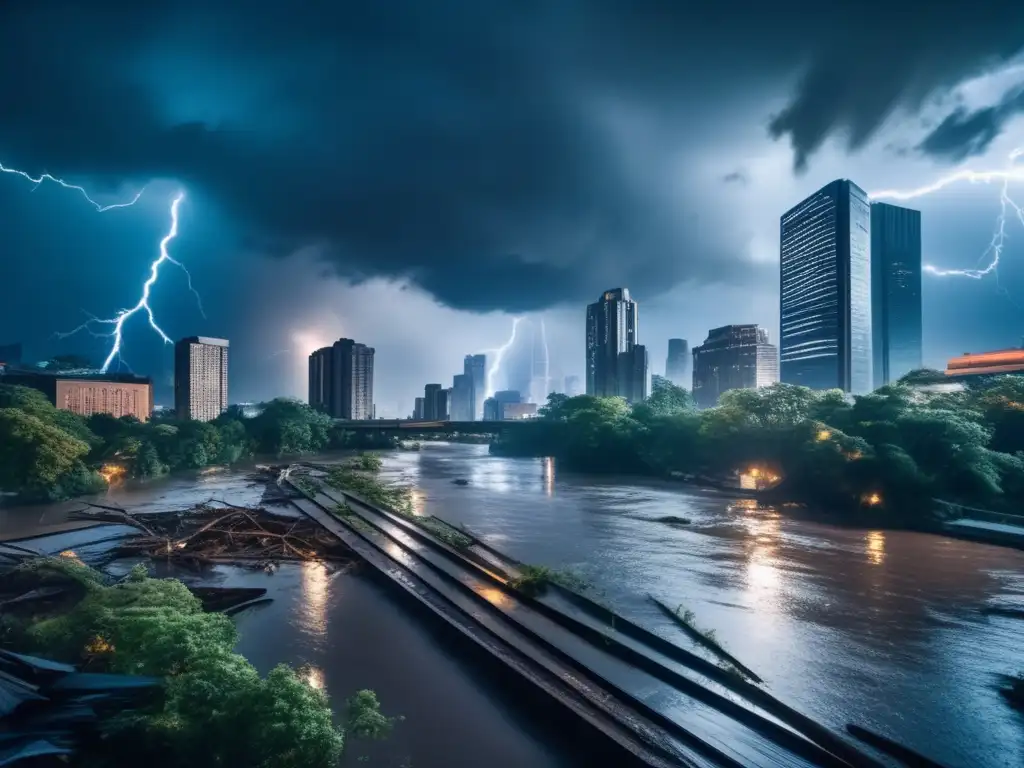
[413,397,425,420]
[616,345,649,404]
[174,336,229,422]
[871,202,922,387]
[665,339,689,388]
[307,338,375,419]
[463,354,487,420]
[2,370,153,421]
[780,179,872,393]
[422,383,449,420]
[483,390,522,421]
[692,325,778,409]
[450,373,473,421]
[586,288,644,399]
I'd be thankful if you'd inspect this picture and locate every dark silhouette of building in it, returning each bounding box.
[617,345,649,404]
[665,339,689,388]
[692,325,778,408]
[423,383,449,420]
[175,336,229,422]
[871,203,922,388]
[780,179,872,393]
[463,354,487,420]
[308,338,375,419]
[413,397,425,419]
[586,288,645,399]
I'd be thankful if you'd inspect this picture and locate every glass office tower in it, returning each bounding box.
[871,203,922,387]
[780,179,872,394]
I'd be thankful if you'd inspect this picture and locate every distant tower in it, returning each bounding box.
[665,339,689,388]
[174,336,229,422]
[308,338,375,419]
[586,288,640,398]
[463,354,487,420]
[871,203,922,387]
[780,179,872,393]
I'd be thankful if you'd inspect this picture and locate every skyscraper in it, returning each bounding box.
[871,203,922,387]
[422,383,449,420]
[692,325,778,408]
[463,354,486,420]
[307,338,375,419]
[586,288,641,398]
[174,336,229,422]
[450,373,473,420]
[780,179,872,394]
[665,339,689,388]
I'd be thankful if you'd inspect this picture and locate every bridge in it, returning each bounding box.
[334,419,539,434]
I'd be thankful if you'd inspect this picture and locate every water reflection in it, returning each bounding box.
[409,487,426,516]
[303,665,325,691]
[740,508,783,606]
[866,530,886,566]
[543,457,555,497]
[297,561,329,640]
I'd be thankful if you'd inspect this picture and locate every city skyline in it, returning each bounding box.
[4,4,1024,413]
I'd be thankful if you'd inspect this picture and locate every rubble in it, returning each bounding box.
[66,498,355,569]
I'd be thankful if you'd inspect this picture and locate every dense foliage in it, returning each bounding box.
[11,558,395,768]
[0,386,395,501]
[493,374,1024,519]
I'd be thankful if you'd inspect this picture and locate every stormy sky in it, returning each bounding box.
[3,1,1024,415]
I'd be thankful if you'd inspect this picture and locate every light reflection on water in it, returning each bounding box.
[866,530,886,566]
[297,561,330,641]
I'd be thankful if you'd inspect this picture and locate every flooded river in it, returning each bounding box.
[3,444,1022,767]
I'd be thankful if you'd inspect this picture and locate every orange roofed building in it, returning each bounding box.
[945,347,1024,379]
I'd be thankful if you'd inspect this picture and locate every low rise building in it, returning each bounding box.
[1,370,153,421]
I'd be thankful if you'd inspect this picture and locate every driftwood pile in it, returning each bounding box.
[67,499,354,569]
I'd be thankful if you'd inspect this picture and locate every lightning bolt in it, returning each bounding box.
[0,162,144,212]
[0,161,203,373]
[59,192,198,372]
[484,317,521,398]
[869,148,1024,281]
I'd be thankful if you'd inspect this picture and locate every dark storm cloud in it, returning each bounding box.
[767,5,1024,171]
[918,87,1024,162]
[2,1,1023,312]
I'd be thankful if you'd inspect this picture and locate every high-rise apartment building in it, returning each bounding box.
[780,179,872,393]
[174,336,229,422]
[692,325,778,409]
[307,338,375,419]
[450,373,473,421]
[871,203,922,387]
[665,339,689,388]
[463,354,487,420]
[586,288,644,399]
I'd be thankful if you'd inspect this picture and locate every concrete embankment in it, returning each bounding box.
[286,475,887,768]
